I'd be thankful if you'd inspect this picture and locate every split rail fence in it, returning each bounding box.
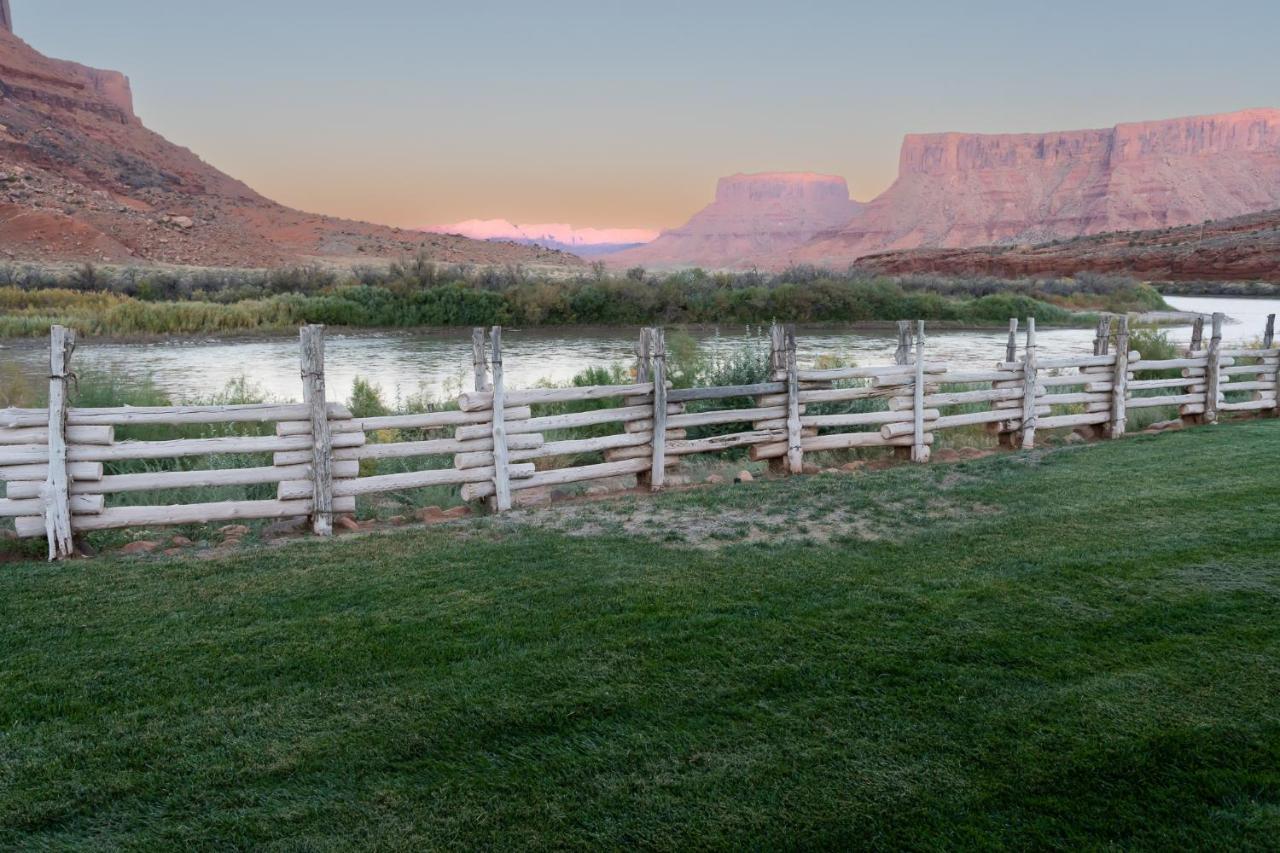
[3,312,1276,559]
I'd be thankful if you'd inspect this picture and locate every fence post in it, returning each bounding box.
[1189,316,1205,352]
[894,320,912,365]
[911,320,930,463]
[785,325,803,473]
[635,327,652,385]
[1093,315,1112,356]
[649,328,667,491]
[1266,315,1279,416]
[1004,318,1019,363]
[1109,316,1130,439]
[300,324,333,536]
[627,328,653,487]
[1204,312,1223,424]
[1020,318,1038,449]
[471,327,490,392]
[43,325,76,560]
[489,326,512,511]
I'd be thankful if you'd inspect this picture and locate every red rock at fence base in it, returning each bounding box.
[441,506,472,519]
[416,506,447,523]
[735,470,754,483]
[262,517,308,539]
[335,516,361,532]
[1147,419,1184,431]
[120,540,158,555]
[705,474,726,484]
[170,535,193,547]
[219,524,250,538]
[163,548,183,557]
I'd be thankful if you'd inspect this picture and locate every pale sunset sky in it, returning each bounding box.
[19,0,1280,231]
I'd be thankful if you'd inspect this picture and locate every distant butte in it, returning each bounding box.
[608,172,863,270]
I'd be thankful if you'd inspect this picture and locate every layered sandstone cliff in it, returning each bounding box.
[793,108,1280,267]
[0,26,579,268]
[608,172,863,270]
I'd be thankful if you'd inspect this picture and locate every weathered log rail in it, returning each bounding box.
[2,312,1275,559]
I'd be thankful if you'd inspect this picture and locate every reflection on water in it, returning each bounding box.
[2,296,1276,405]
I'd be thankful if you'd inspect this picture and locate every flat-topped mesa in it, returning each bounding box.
[608,172,863,270]
[898,129,1115,176]
[793,107,1280,268]
[713,171,855,211]
[899,109,1280,176]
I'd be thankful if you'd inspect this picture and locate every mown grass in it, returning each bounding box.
[1,419,1277,849]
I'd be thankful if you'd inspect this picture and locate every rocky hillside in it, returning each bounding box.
[607,173,863,270]
[0,24,580,270]
[852,207,1280,282]
[793,108,1280,268]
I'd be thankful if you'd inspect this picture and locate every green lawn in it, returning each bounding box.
[2,421,1279,849]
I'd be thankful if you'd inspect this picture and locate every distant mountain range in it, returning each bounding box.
[425,219,659,257]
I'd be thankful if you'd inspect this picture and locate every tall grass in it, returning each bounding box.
[0,262,1171,339]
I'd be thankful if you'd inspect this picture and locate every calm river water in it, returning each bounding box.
[2,296,1276,404]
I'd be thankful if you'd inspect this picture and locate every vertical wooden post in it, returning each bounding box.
[1268,314,1280,416]
[489,326,512,511]
[1020,318,1038,449]
[1204,312,1223,424]
[1189,316,1205,352]
[785,325,803,474]
[911,320,929,463]
[768,322,786,378]
[894,320,912,365]
[632,328,654,488]
[471,327,490,392]
[1004,318,1019,363]
[1093,315,1113,356]
[43,325,75,560]
[300,325,333,536]
[649,328,667,491]
[991,318,1019,445]
[635,327,652,385]
[1109,316,1130,440]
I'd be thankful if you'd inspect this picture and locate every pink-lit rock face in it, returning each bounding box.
[608,172,863,270]
[794,108,1280,267]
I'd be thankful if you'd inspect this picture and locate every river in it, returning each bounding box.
[1,296,1276,405]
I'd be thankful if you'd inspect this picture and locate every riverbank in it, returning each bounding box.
[3,421,1277,847]
[0,266,1168,340]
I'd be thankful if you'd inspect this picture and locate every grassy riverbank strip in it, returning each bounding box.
[0,265,1167,338]
[1,419,1277,847]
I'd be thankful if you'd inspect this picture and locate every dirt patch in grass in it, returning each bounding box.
[491,467,1004,550]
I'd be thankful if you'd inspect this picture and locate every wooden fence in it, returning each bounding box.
[3,312,1276,559]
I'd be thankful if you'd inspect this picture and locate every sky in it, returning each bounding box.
[17,0,1280,231]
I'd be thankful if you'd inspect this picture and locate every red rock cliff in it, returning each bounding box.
[794,108,1280,267]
